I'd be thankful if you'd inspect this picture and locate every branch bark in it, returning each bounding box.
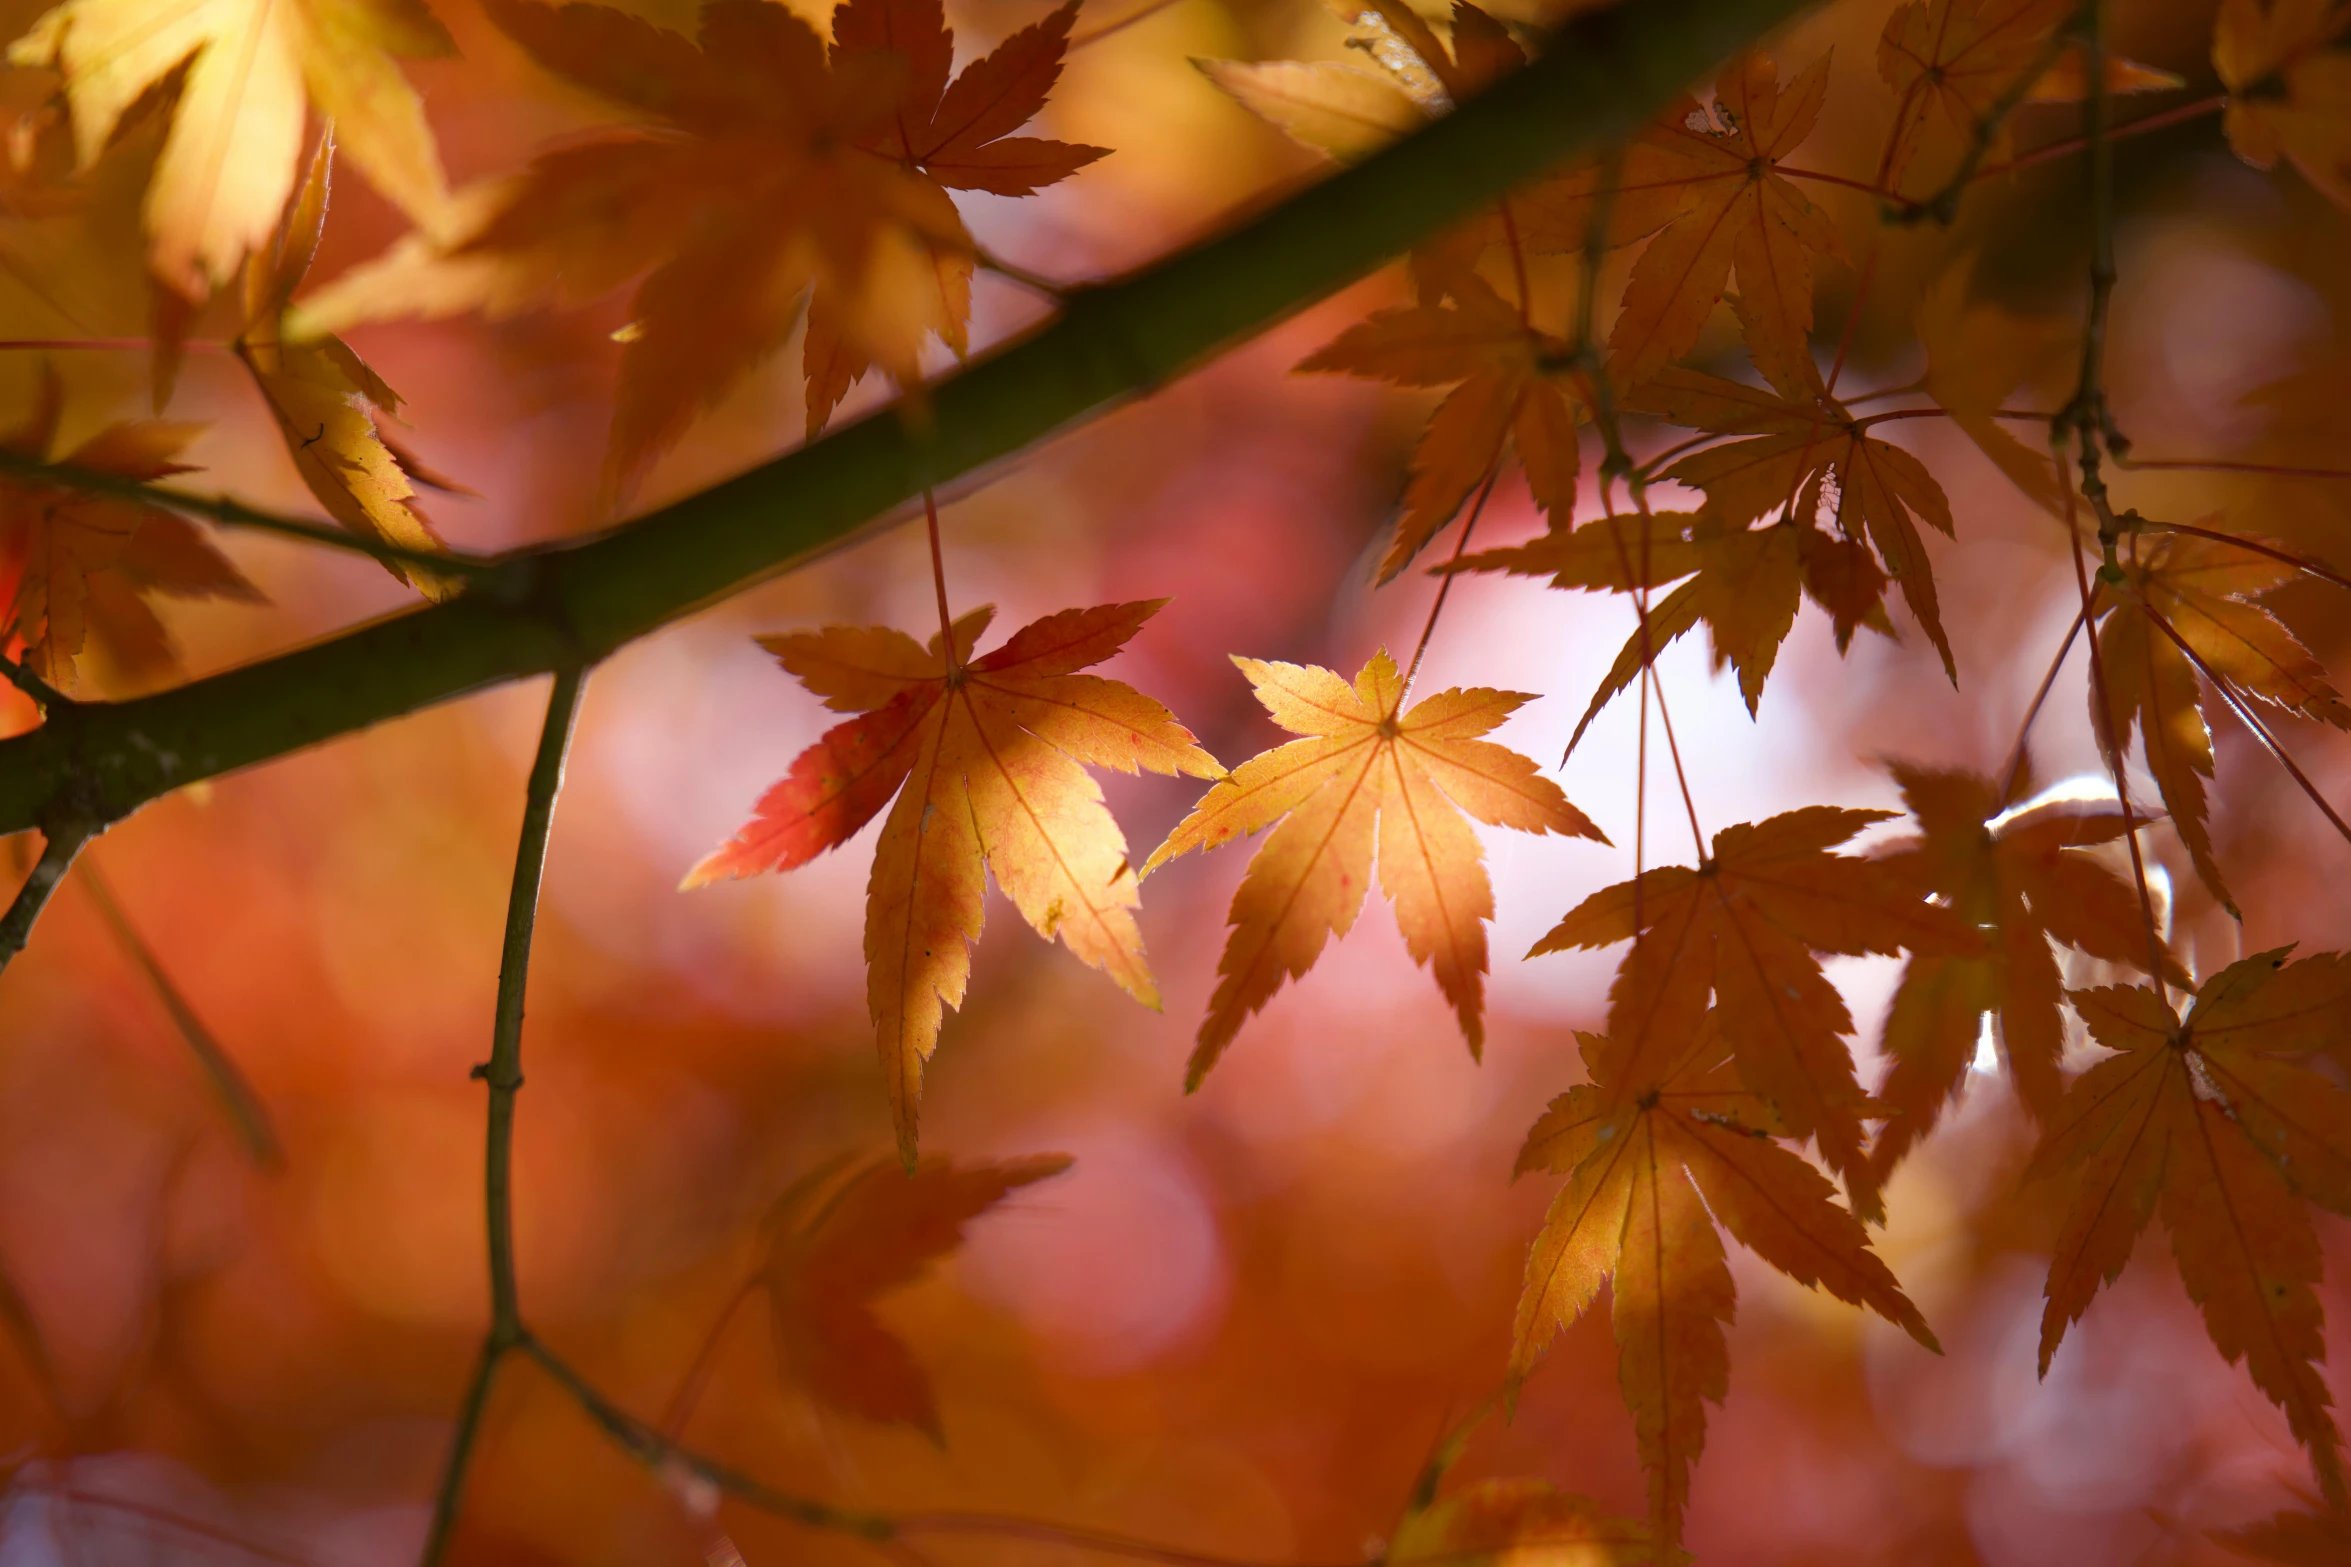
[0,0,1814,838]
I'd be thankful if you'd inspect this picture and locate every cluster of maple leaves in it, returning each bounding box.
[4,0,2351,1555]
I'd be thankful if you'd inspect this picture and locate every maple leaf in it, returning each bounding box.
[761,1152,1068,1437]
[1877,0,2182,201]
[0,370,261,691]
[2215,1503,2351,1566]
[1632,360,1962,678]
[1142,650,1605,1086]
[686,601,1220,1161]
[235,134,453,597]
[1866,757,2183,1178]
[1915,258,2070,511]
[1512,1023,1936,1549]
[299,0,1103,499]
[1454,507,1895,754]
[2090,522,2351,915]
[1388,1477,1673,1567]
[1529,807,1975,1220]
[2216,0,2351,209]
[2031,950,2351,1507]
[6,0,453,299]
[1607,50,1842,394]
[1298,271,1585,580]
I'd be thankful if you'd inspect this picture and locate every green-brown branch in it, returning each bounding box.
[0,0,1813,841]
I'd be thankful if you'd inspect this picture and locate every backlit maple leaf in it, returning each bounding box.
[0,373,261,691]
[298,0,1103,499]
[1915,258,2070,510]
[235,135,453,597]
[1530,806,1974,1220]
[2090,522,2351,914]
[1878,0,2181,200]
[2216,0,2351,209]
[1608,50,1841,393]
[1455,508,1894,753]
[1388,1476,1671,1567]
[1633,360,1961,677]
[1867,757,2181,1177]
[687,601,1220,1160]
[2032,950,2351,1507]
[1298,271,1585,580]
[761,1153,1068,1437]
[1143,650,1604,1085]
[7,0,453,298]
[1512,1023,1936,1550]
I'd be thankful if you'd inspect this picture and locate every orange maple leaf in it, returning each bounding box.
[1867,756,2182,1177]
[1877,0,2181,200]
[1608,50,1842,394]
[687,601,1220,1160]
[1389,1476,1671,1567]
[1512,1023,1936,1550]
[298,0,1103,498]
[1915,257,2071,511]
[1142,650,1604,1085]
[762,1153,1068,1437]
[1632,359,1962,678]
[2090,521,2351,915]
[2216,0,2351,209]
[1455,508,1894,754]
[0,372,261,691]
[2031,949,2351,1507]
[1530,806,1975,1220]
[1298,271,1585,580]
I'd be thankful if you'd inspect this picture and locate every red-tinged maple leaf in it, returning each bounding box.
[1388,1476,1673,1567]
[1866,757,2184,1178]
[1877,0,2182,201]
[1529,807,1975,1221]
[297,0,1103,499]
[1512,1023,1937,1550]
[2031,950,2351,1507]
[1632,359,1962,678]
[0,372,260,691]
[1142,650,1604,1085]
[1607,50,1842,394]
[762,1153,1068,1437]
[236,134,454,598]
[686,601,1220,1161]
[1298,271,1585,580]
[2216,0,2351,209]
[2090,522,2351,915]
[1455,508,1895,754]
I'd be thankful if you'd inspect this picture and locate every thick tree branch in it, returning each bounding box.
[0,0,1812,839]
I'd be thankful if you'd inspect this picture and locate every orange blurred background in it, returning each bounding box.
[1,0,2348,1562]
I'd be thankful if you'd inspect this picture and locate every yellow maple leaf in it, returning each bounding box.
[234,134,453,597]
[8,0,453,298]
[687,601,1221,1161]
[1143,650,1605,1085]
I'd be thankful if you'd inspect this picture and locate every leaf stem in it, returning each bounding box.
[79,856,281,1167]
[1993,605,2087,804]
[2067,518,2171,989]
[924,489,957,659]
[2133,518,2351,592]
[1403,463,1502,695]
[2118,455,2351,481]
[2141,603,2351,857]
[1973,92,2226,182]
[419,664,588,1567]
[973,244,1071,301]
[0,448,494,580]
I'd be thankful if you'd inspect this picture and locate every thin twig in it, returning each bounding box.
[1973,92,2226,182]
[419,665,589,1567]
[2118,455,2351,481]
[1403,465,1503,694]
[973,245,1070,301]
[0,651,66,711]
[2143,603,2351,856]
[0,449,494,580]
[0,818,96,977]
[78,857,281,1168]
